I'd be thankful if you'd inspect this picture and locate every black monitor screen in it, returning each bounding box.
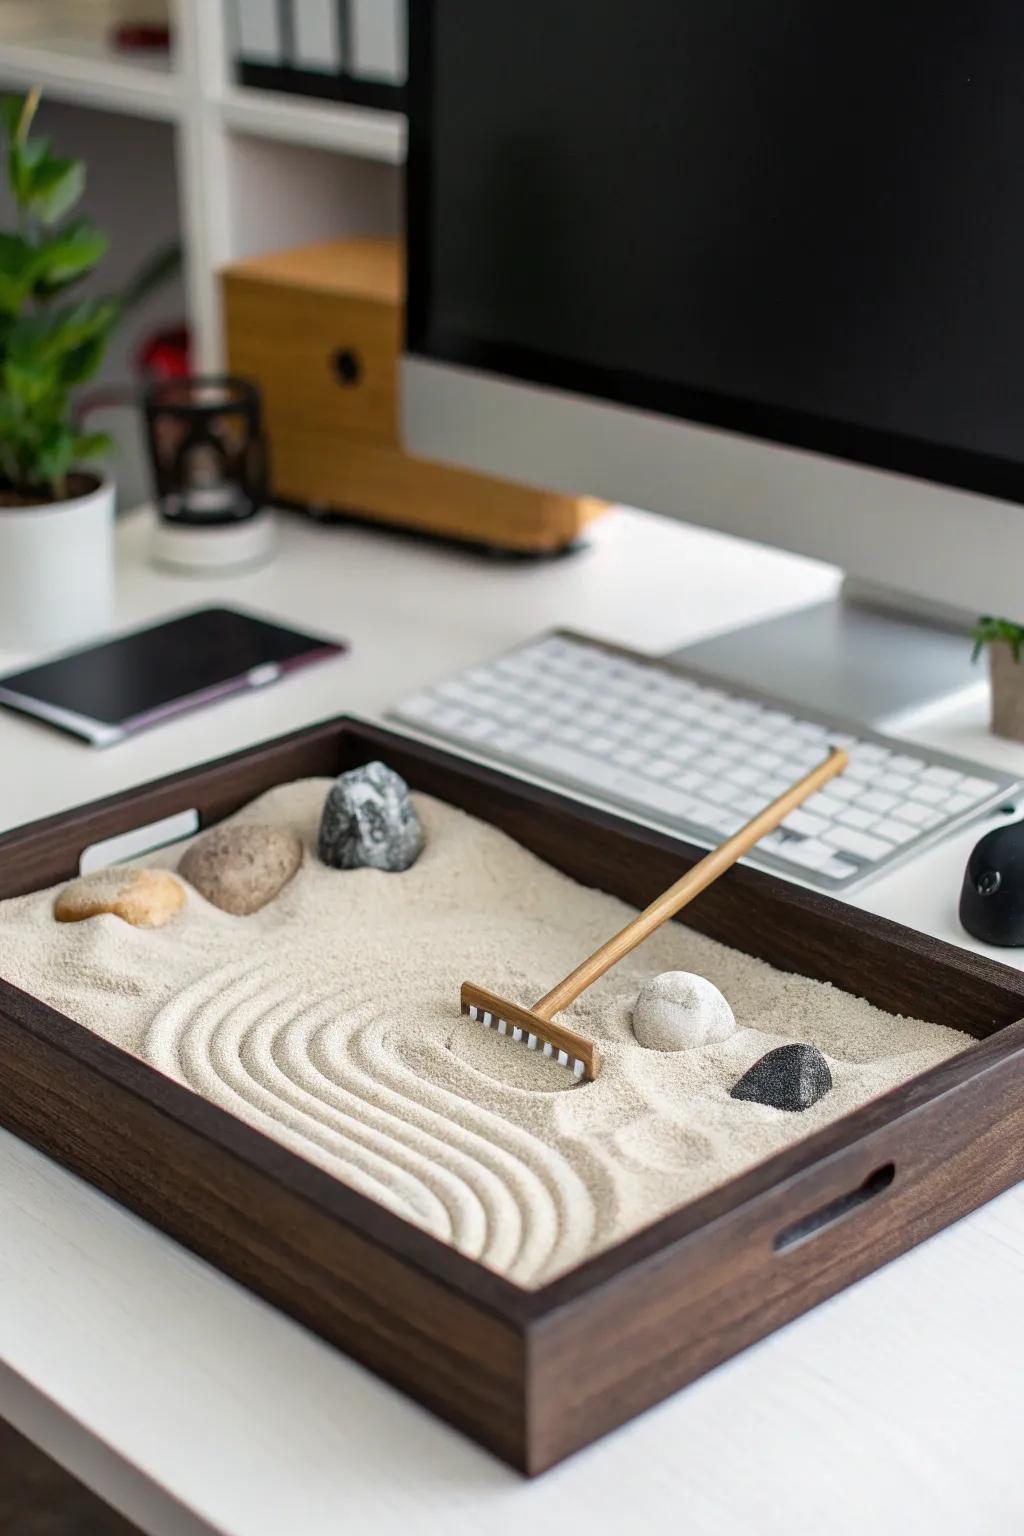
[407,1,1024,503]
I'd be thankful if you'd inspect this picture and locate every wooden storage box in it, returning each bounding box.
[1,719,1023,1474]
[222,240,603,552]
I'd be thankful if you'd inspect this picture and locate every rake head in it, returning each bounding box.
[460,982,599,1081]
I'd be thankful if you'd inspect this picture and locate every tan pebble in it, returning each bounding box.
[178,822,302,915]
[54,868,186,928]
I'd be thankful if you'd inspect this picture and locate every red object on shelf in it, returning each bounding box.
[136,325,191,381]
[111,24,173,52]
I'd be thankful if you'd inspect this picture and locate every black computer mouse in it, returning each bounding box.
[959,820,1024,946]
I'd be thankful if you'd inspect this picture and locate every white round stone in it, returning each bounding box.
[632,970,736,1051]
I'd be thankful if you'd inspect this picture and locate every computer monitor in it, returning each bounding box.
[401,0,1024,722]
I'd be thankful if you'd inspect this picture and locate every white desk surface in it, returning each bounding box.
[1,506,1022,1536]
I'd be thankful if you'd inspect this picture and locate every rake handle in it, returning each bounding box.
[531,746,848,1021]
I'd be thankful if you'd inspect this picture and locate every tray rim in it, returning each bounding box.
[1,713,1023,1326]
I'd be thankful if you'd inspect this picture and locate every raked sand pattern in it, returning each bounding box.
[0,778,972,1287]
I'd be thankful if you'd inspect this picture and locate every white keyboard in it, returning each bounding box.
[391,630,1022,893]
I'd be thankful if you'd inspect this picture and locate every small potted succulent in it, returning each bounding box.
[0,89,118,651]
[971,616,1024,743]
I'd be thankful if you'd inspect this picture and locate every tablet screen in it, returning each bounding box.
[0,607,343,739]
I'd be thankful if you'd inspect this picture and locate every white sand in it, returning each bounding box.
[0,778,971,1287]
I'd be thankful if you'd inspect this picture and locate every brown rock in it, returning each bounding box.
[179,822,302,915]
[54,867,186,928]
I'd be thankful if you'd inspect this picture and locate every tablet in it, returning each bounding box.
[0,607,346,746]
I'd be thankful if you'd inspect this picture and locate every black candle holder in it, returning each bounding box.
[144,375,267,527]
[144,375,274,570]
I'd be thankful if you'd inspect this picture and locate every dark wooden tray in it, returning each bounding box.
[1,718,1023,1475]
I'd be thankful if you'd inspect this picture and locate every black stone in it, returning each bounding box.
[730,1043,832,1112]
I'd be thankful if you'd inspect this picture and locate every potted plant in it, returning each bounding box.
[0,88,118,652]
[971,615,1024,743]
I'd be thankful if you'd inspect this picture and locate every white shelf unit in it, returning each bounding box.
[0,0,406,370]
[0,30,181,117]
[219,84,405,161]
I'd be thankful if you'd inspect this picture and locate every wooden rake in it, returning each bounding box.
[460,747,848,1081]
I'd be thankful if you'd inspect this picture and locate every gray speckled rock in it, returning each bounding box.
[318,761,424,872]
[179,823,302,915]
[730,1043,832,1112]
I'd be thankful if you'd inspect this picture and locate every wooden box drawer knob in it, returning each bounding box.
[331,347,362,386]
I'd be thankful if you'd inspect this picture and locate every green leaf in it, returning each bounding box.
[970,615,1024,663]
[1,90,38,144]
[6,299,118,374]
[0,231,39,312]
[59,333,109,386]
[0,95,24,139]
[32,220,108,295]
[4,351,57,410]
[33,420,77,484]
[26,152,85,226]
[8,133,49,209]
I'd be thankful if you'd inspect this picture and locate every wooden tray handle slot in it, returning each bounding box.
[79,808,201,875]
[773,1162,896,1254]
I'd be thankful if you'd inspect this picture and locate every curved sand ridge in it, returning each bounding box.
[0,778,972,1287]
[144,957,596,1282]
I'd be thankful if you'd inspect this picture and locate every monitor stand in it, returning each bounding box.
[668,579,983,730]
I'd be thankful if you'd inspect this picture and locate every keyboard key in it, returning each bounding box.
[644,758,679,781]
[890,753,926,775]
[707,809,746,835]
[791,719,830,741]
[910,782,947,806]
[873,818,919,845]
[783,808,830,837]
[838,806,876,830]
[877,772,914,796]
[732,791,770,816]
[827,776,862,801]
[805,788,845,817]
[958,775,1000,798]
[822,825,892,861]
[489,726,533,754]
[688,796,731,828]
[748,749,785,773]
[450,716,498,743]
[589,734,618,755]
[701,753,734,778]
[896,800,932,826]
[431,704,472,732]
[663,740,699,764]
[823,854,860,881]
[944,791,980,815]
[728,765,763,789]
[858,790,898,815]
[774,837,834,871]
[921,765,961,787]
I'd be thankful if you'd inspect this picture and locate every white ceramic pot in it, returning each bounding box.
[0,475,115,653]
